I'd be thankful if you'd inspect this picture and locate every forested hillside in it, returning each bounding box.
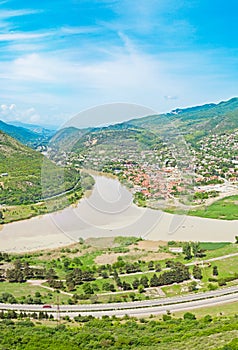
[0,131,80,206]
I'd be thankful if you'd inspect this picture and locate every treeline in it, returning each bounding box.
[0,313,237,349]
[0,259,57,284]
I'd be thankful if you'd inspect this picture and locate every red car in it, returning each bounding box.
[42,304,52,309]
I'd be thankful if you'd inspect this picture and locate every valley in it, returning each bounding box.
[0,98,238,350]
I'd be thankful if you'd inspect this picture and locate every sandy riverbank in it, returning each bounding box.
[0,175,237,253]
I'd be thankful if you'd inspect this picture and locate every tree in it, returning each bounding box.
[150,274,159,287]
[183,243,192,260]
[129,292,136,301]
[0,210,4,223]
[138,284,145,293]
[140,276,149,288]
[122,281,131,291]
[208,283,217,291]
[82,283,94,295]
[183,312,196,320]
[155,263,161,272]
[165,260,174,268]
[235,236,238,244]
[6,268,24,283]
[45,268,57,280]
[102,282,115,292]
[132,278,140,290]
[67,281,76,292]
[203,315,212,323]
[48,279,64,289]
[188,281,197,292]
[193,265,202,280]
[213,265,219,276]
[191,242,200,257]
[23,262,34,279]
[148,261,154,270]
[13,259,22,270]
[101,271,109,279]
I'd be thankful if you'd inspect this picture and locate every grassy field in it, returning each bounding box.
[171,301,238,319]
[0,282,69,304]
[189,195,238,220]
[198,242,231,250]
[189,243,237,260]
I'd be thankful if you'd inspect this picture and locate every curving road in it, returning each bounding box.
[0,285,237,317]
[61,293,238,318]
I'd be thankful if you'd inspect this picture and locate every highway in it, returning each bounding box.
[61,292,238,318]
[0,285,237,317]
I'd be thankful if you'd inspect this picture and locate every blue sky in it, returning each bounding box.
[0,0,237,127]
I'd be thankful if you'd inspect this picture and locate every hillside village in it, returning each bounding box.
[51,127,238,208]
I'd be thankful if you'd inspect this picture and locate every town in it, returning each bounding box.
[48,128,238,209]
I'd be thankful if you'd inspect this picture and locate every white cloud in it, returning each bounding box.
[0,9,42,20]
[0,25,237,127]
[0,103,42,124]
[0,32,50,42]
[60,26,99,35]
[0,25,100,44]
[1,104,8,111]
[164,95,178,100]
[11,53,57,81]
[9,103,16,110]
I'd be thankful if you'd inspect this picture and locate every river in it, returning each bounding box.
[0,175,237,252]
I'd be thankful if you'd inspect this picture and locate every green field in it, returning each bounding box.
[189,195,238,220]
[198,242,231,250]
[0,282,69,304]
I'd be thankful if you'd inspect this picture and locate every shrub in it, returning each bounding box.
[183,312,196,320]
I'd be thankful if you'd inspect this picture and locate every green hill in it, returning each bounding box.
[54,97,238,155]
[127,97,238,144]
[0,131,80,206]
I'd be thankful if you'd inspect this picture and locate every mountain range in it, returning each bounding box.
[1,97,238,151]
[0,120,55,148]
[49,97,238,153]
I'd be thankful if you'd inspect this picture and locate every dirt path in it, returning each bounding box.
[27,279,73,297]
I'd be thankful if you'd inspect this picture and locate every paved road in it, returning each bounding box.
[60,292,238,318]
[0,285,237,314]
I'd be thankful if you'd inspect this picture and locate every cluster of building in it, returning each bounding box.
[48,128,238,207]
